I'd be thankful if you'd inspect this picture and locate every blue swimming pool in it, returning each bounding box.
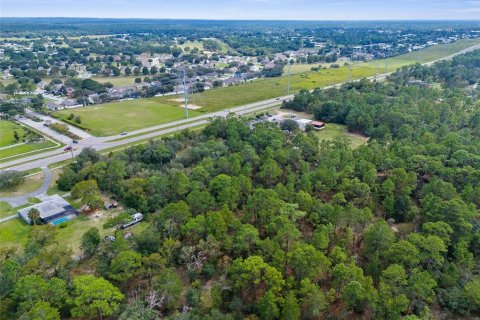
[51,216,69,225]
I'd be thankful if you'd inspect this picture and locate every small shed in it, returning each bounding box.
[310,121,326,130]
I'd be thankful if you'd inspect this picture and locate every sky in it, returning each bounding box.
[2,0,480,20]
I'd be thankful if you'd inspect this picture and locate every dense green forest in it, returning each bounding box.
[1,51,480,320]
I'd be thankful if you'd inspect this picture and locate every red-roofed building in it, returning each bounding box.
[310,121,325,130]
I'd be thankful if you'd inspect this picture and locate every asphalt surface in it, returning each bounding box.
[0,101,284,171]
[25,109,93,140]
[2,43,479,173]
[0,167,52,207]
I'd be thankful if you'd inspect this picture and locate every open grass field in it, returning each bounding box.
[0,202,15,219]
[177,39,231,54]
[155,62,379,112]
[0,120,59,161]
[49,38,480,137]
[0,120,25,147]
[275,109,368,149]
[367,37,480,71]
[0,140,58,161]
[53,99,201,136]
[283,62,337,75]
[92,76,138,86]
[0,172,45,197]
[0,218,31,249]
[161,38,480,111]
[315,123,368,149]
[177,40,204,51]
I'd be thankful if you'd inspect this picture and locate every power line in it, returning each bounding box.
[182,68,189,118]
[347,51,353,82]
[286,58,291,95]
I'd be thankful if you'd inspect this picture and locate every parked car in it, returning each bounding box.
[64,146,72,151]
[72,139,78,144]
[120,131,128,136]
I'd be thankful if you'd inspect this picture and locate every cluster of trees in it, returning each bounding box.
[0,93,44,118]
[0,170,25,190]
[63,78,111,97]
[0,226,125,320]
[203,39,223,52]
[389,49,480,89]
[296,52,338,64]
[284,50,480,139]
[263,63,285,78]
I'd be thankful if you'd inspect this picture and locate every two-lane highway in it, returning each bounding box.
[2,43,479,172]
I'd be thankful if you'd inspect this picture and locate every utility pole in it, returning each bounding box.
[347,52,353,82]
[286,58,291,96]
[70,144,75,164]
[182,68,189,118]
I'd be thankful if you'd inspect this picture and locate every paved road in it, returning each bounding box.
[16,116,71,143]
[2,43,479,173]
[0,101,282,171]
[26,109,93,140]
[0,167,52,207]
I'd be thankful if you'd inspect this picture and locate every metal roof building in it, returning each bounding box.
[17,194,78,225]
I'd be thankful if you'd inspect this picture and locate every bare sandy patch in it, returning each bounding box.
[178,104,202,110]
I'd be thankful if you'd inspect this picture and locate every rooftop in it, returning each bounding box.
[17,194,77,225]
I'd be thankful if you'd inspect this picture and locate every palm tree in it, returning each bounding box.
[27,208,40,225]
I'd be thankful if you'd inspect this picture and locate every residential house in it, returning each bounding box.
[18,194,78,225]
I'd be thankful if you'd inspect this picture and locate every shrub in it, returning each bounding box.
[50,123,69,135]
[0,170,25,189]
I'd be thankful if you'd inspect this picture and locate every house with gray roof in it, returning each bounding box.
[18,194,78,225]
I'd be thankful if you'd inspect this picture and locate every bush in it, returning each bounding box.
[0,171,25,189]
[50,123,69,135]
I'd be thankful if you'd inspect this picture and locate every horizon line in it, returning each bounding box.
[2,17,480,22]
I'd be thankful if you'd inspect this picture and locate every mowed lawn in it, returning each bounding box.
[54,99,201,136]
[0,173,45,197]
[0,218,31,249]
[0,120,58,161]
[92,76,138,87]
[161,38,480,112]
[0,141,58,161]
[0,120,24,147]
[283,62,338,75]
[315,123,368,149]
[367,37,480,71]
[52,38,480,137]
[156,63,381,113]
